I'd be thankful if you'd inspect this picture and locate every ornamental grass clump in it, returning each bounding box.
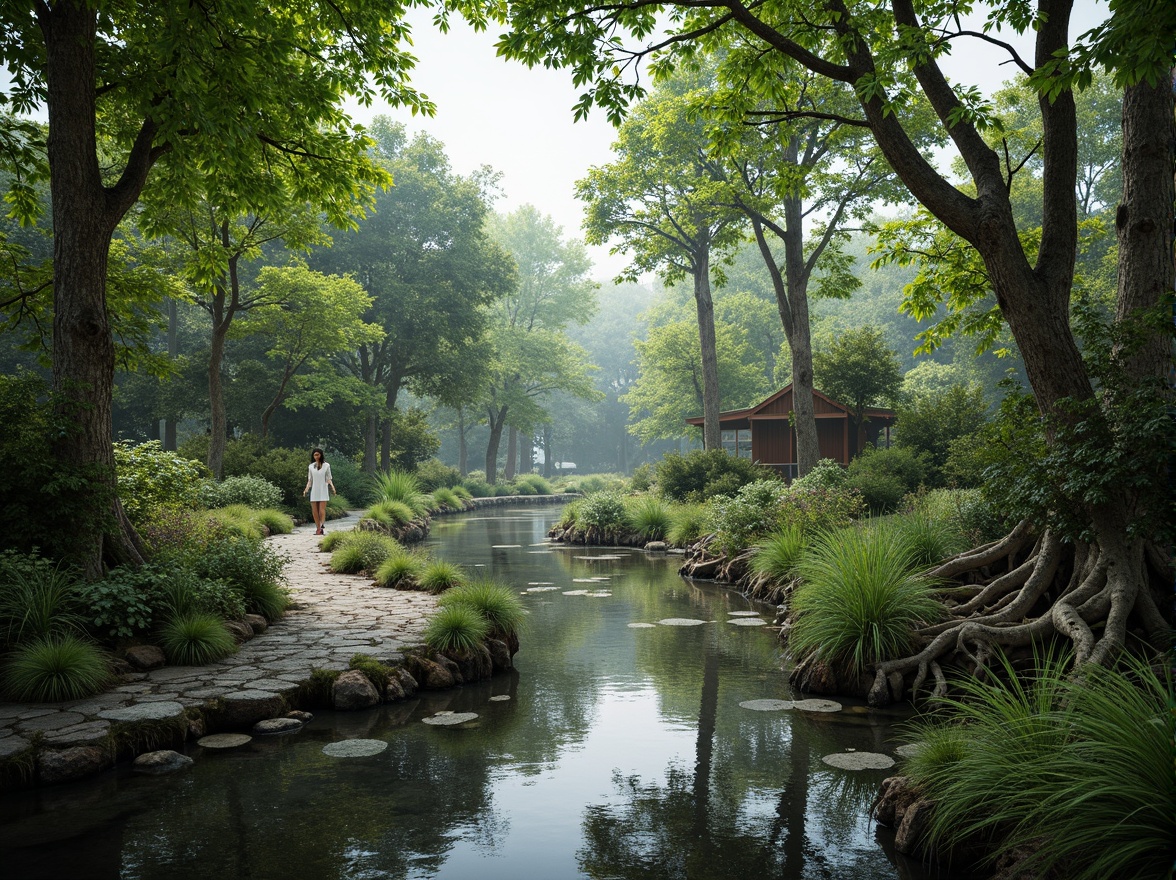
[749,526,808,586]
[158,612,237,665]
[0,560,84,646]
[891,511,966,568]
[666,503,710,548]
[374,549,427,589]
[418,560,467,594]
[437,579,526,640]
[431,487,463,511]
[625,495,672,541]
[371,470,431,517]
[2,633,110,702]
[318,530,353,553]
[329,532,401,575]
[362,500,415,530]
[790,524,942,678]
[423,604,489,656]
[513,473,552,495]
[902,652,1173,880]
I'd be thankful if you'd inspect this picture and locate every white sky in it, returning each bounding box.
[347,2,1108,282]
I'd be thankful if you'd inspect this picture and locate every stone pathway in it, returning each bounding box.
[0,512,438,784]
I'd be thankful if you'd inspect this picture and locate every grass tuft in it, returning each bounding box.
[329,532,401,574]
[2,634,110,702]
[790,524,942,677]
[437,579,527,639]
[371,470,431,517]
[626,495,673,540]
[423,603,490,655]
[159,612,237,665]
[419,560,468,594]
[667,503,710,547]
[749,526,808,585]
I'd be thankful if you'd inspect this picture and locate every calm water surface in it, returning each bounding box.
[0,506,939,880]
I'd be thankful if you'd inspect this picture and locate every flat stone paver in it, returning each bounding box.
[0,512,438,768]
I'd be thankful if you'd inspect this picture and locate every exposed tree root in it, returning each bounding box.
[869,521,1173,707]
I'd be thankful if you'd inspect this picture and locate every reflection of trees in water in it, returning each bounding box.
[579,624,891,880]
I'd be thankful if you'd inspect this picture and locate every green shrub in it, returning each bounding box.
[904,653,1173,880]
[628,462,654,492]
[205,505,265,541]
[710,480,791,555]
[329,532,400,574]
[373,550,427,589]
[777,484,866,534]
[326,456,369,507]
[114,440,207,522]
[510,478,537,496]
[655,449,773,503]
[575,492,627,534]
[790,525,942,677]
[789,458,848,491]
[179,435,307,507]
[437,580,526,640]
[2,634,110,702]
[625,495,673,541]
[153,565,247,622]
[846,446,929,514]
[749,527,808,586]
[557,498,583,530]
[513,473,552,495]
[462,474,494,497]
[198,475,283,510]
[415,458,462,492]
[450,484,473,502]
[175,536,289,620]
[423,604,490,655]
[158,612,237,665]
[667,503,710,547]
[419,560,467,594]
[0,557,84,647]
[137,506,210,558]
[76,564,158,640]
[908,488,1005,548]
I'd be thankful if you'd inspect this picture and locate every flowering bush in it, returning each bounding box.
[198,475,283,510]
[710,480,791,555]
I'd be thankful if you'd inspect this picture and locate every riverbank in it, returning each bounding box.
[0,512,447,791]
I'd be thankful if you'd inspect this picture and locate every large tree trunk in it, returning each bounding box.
[484,406,508,482]
[163,297,178,450]
[379,375,402,472]
[457,407,469,476]
[504,427,518,481]
[207,289,229,480]
[42,1,152,576]
[692,243,722,451]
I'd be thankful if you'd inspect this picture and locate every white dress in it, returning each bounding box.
[307,462,333,502]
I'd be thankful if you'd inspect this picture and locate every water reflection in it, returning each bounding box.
[0,506,946,880]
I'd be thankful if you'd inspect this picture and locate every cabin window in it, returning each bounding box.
[722,429,752,459]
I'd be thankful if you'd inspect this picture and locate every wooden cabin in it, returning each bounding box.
[685,384,896,479]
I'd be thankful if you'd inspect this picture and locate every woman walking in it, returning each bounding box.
[303,448,336,535]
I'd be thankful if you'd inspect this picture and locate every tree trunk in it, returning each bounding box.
[163,297,178,450]
[520,431,535,474]
[542,424,553,478]
[485,406,508,482]
[504,426,518,481]
[457,407,469,476]
[379,376,402,472]
[41,1,151,576]
[692,243,722,451]
[207,290,229,480]
[363,413,378,473]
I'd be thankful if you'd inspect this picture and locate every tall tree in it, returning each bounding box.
[812,325,903,449]
[576,71,744,451]
[0,1,428,575]
[452,0,1175,684]
[481,206,599,481]
[310,119,513,472]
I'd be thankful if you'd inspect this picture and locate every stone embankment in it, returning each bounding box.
[0,511,507,791]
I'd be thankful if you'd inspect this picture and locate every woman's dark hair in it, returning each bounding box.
[311,447,326,470]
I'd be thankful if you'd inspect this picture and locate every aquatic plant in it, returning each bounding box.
[159,612,237,665]
[423,604,490,655]
[437,580,526,639]
[2,633,110,702]
[903,652,1173,880]
[790,525,941,677]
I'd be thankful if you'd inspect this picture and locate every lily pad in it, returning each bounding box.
[657,618,708,626]
[728,618,766,626]
[894,743,926,758]
[728,611,763,617]
[821,751,895,770]
[323,739,387,758]
[197,733,252,750]
[422,712,479,726]
[794,698,842,713]
[488,695,511,702]
[739,699,794,711]
[628,623,656,629]
[563,590,589,595]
